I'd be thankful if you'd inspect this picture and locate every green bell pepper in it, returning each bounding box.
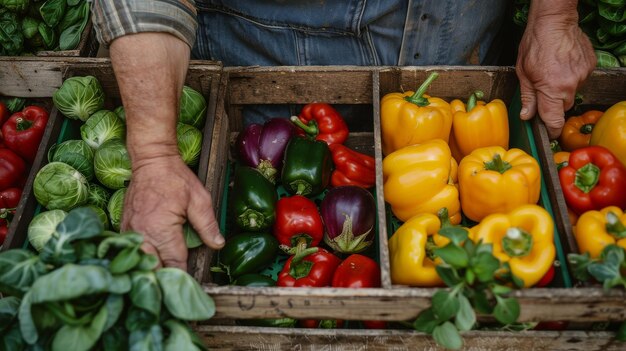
[214,232,279,279]
[281,136,332,197]
[231,165,277,231]
[232,273,277,287]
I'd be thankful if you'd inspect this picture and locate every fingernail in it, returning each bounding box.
[520,107,528,117]
[214,235,225,247]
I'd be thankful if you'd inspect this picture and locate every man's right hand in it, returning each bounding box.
[122,154,224,270]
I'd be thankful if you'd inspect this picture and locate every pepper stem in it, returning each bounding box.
[405,72,439,107]
[289,246,319,280]
[290,180,312,196]
[238,209,264,230]
[466,90,485,112]
[290,116,319,137]
[16,117,33,131]
[502,227,533,257]
[606,211,626,239]
[580,123,594,135]
[484,154,512,174]
[257,160,278,184]
[280,235,313,255]
[574,163,600,194]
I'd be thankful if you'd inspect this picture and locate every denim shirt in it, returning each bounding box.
[192,0,507,66]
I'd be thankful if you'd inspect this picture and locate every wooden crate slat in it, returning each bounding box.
[196,326,621,351]
[203,286,626,322]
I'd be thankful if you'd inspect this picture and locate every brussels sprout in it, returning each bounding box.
[179,85,207,129]
[80,109,126,149]
[113,105,125,121]
[108,188,126,232]
[87,183,111,209]
[176,123,203,167]
[53,76,106,121]
[22,17,40,39]
[27,209,67,252]
[86,204,109,230]
[94,139,132,190]
[34,162,89,211]
[48,139,95,180]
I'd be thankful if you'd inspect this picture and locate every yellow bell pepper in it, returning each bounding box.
[450,91,509,159]
[470,204,556,288]
[389,211,452,286]
[590,101,626,167]
[383,139,461,224]
[458,146,541,222]
[381,72,453,155]
[574,206,626,258]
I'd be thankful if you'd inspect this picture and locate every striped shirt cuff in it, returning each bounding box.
[92,0,198,48]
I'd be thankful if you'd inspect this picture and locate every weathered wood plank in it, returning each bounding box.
[0,60,64,97]
[196,325,622,351]
[203,286,626,322]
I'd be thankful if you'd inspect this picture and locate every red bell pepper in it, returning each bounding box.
[0,149,26,191]
[0,102,10,126]
[331,254,386,329]
[2,106,49,164]
[0,218,7,246]
[291,103,349,145]
[277,248,341,287]
[329,143,376,188]
[273,195,324,251]
[0,187,22,209]
[559,146,626,215]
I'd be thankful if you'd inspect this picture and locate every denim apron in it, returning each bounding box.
[191,0,506,123]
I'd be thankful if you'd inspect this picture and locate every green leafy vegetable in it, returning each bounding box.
[48,139,95,181]
[34,162,90,211]
[53,75,106,121]
[107,188,126,232]
[0,10,24,56]
[87,183,111,209]
[94,139,132,190]
[81,109,126,149]
[27,210,68,252]
[176,123,203,167]
[179,86,207,129]
[40,0,67,28]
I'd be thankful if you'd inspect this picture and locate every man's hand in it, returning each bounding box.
[110,32,224,270]
[122,155,224,269]
[516,0,596,139]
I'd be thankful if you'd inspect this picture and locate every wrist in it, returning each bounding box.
[528,0,578,25]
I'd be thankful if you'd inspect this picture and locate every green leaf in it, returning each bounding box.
[470,289,492,314]
[434,244,469,268]
[103,326,129,351]
[463,239,476,257]
[156,268,216,321]
[435,266,462,287]
[97,232,143,258]
[568,253,593,281]
[412,308,439,334]
[109,246,142,274]
[40,0,68,27]
[129,324,164,351]
[109,274,132,295]
[164,320,206,351]
[0,323,25,351]
[491,284,513,295]
[29,264,114,304]
[0,296,20,331]
[432,321,463,350]
[136,254,159,271]
[454,294,475,332]
[184,223,203,249]
[56,207,104,241]
[588,261,621,283]
[0,250,48,296]
[125,306,159,332]
[103,294,124,331]
[470,252,500,283]
[438,227,468,245]
[432,289,460,322]
[51,301,108,351]
[18,292,39,344]
[130,271,162,317]
[493,296,520,325]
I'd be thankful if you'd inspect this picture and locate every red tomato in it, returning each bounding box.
[332,254,381,288]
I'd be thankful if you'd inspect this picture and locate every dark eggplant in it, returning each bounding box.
[321,186,376,254]
[236,118,294,183]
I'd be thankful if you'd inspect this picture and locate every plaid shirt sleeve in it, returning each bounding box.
[91,0,198,48]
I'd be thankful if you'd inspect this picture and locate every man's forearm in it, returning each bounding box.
[109,33,190,164]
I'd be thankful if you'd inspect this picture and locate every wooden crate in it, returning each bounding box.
[532,69,626,282]
[198,66,626,326]
[0,58,223,255]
